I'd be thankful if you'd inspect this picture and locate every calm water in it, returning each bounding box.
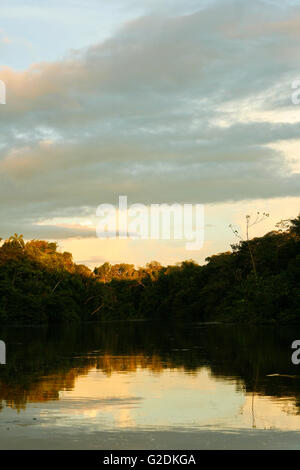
[0,321,300,449]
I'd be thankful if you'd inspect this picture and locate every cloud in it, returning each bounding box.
[59,196,300,268]
[0,221,96,241]
[0,0,300,242]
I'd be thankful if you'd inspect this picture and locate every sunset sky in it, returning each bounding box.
[1,0,300,267]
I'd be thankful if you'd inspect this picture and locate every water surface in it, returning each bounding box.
[0,321,300,449]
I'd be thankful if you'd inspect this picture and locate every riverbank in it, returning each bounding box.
[1,216,299,324]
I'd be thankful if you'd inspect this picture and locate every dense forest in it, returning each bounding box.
[0,215,299,324]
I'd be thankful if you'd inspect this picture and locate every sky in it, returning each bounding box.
[0,0,300,267]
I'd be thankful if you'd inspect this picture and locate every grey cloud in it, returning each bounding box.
[1,0,300,238]
[0,222,95,241]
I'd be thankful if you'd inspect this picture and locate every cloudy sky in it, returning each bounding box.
[0,0,300,267]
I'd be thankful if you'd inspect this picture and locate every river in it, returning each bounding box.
[0,321,300,449]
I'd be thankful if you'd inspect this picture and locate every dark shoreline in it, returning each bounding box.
[1,216,299,325]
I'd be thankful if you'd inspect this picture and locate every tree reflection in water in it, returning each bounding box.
[0,321,300,414]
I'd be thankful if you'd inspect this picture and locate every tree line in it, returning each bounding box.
[0,214,299,324]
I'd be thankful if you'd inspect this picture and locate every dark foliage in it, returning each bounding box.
[0,216,299,324]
